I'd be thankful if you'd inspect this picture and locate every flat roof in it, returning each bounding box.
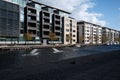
[78,21,120,32]
[77,21,101,27]
[32,0,71,14]
[102,27,120,32]
[69,17,75,19]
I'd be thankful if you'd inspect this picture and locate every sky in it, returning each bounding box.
[37,0,120,30]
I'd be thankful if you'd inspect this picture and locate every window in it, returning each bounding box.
[87,27,89,28]
[87,33,89,35]
[66,34,69,42]
[66,29,69,32]
[73,40,76,42]
[73,30,76,32]
[66,24,69,27]
[86,30,89,32]
[73,25,76,28]
[73,35,76,37]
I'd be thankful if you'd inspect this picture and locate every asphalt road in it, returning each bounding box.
[0,50,120,80]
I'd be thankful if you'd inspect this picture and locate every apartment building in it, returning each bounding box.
[1,0,70,44]
[63,17,77,45]
[77,21,102,44]
[102,27,120,44]
[114,30,120,44]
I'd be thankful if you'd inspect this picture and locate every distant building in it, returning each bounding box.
[77,21,102,44]
[63,17,77,45]
[102,27,120,44]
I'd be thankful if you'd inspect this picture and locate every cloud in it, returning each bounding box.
[37,0,106,26]
[118,8,120,10]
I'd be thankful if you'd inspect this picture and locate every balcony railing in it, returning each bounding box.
[28,13,37,16]
[28,27,36,30]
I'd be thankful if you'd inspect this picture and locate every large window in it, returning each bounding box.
[66,29,69,32]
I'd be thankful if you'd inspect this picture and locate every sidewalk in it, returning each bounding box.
[0,44,71,51]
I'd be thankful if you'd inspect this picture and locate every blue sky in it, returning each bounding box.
[38,0,120,30]
[93,0,120,30]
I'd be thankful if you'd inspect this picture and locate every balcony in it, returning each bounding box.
[43,31,50,38]
[43,28,50,31]
[43,25,49,28]
[43,16,50,19]
[43,22,50,25]
[55,27,61,30]
[55,18,60,21]
[28,27,36,30]
[28,19,37,23]
[28,30,37,35]
[27,8,36,16]
[54,10,60,15]
[43,35,49,38]
[28,7,36,12]
[28,12,36,16]
[44,18,50,22]
[28,23,36,28]
[55,22,60,26]
[55,15,60,19]
[55,30,61,33]
[42,10,50,15]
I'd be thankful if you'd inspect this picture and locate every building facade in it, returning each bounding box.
[1,0,71,45]
[77,21,102,44]
[0,0,20,44]
[63,17,77,45]
[102,27,120,44]
[1,0,119,45]
[114,30,120,44]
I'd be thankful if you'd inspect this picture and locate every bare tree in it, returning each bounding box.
[49,32,57,45]
[118,38,120,43]
[102,35,108,44]
[79,35,84,44]
[115,37,120,43]
[23,32,33,44]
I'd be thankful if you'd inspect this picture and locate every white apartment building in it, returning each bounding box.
[102,27,120,44]
[114,30,120,44]
[63,17,77,45]
[77,21,102,44]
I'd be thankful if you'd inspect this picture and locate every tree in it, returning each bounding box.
[23,32,33,44]
[118,38,120,43]
[115,37,120,43]
[49,32,57,45]
[114,38,118,42]
[102,35,108,44]
[79,35,84,44]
